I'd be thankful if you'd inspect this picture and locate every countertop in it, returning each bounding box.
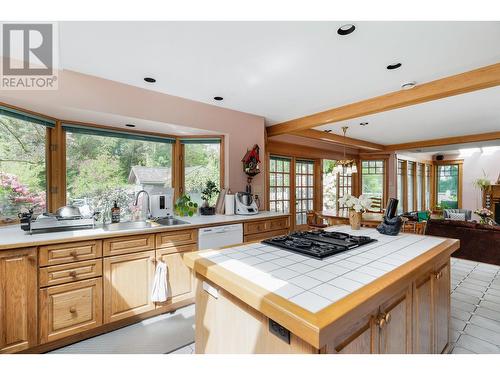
[0,211,289,250]
[184,226,459,348]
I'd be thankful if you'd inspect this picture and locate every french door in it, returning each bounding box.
[268,155,315,230]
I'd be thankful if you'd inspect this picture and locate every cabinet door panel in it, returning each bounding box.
[0,248,37,353]
[414,275,433,353]
[434,262,450,353]
[39,278,102,343]
[379,288,411,354]
[104,250,156,323]
[156,244,196,307]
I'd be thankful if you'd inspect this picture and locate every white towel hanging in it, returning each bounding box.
[151,261,168,303]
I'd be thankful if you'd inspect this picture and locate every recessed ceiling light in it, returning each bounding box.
[337,24,356,36]
[144,77,156,83]
[360,122,369,126]
[401,81,417,90]
[213,96,224,101]
[324,129,332,133]
[387,63,402,70]
[125,124,136,128]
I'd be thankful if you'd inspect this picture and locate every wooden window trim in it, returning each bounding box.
[433,159,463,209]
[360,159,388,205]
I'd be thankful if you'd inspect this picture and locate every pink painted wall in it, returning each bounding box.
[0,70,266,201]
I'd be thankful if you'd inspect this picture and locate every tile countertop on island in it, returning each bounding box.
[183,225,460,349]
[0,211,289,250]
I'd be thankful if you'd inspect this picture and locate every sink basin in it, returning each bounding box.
[155,218,190,226]
[102,221,153,231]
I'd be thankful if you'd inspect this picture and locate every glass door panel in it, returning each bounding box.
[269,156,291,213]
[295,159,315,226]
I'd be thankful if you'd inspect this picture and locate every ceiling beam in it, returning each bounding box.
[291,129,385,151]
[384,131,500,151]
[267,63,500,137]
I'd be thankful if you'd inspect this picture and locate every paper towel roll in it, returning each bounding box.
[225,194,235,215]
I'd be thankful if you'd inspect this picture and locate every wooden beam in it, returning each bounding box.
[267,63,500,137]
[267,140,357,160]
[384,131,500,151]
[291,129,385,151]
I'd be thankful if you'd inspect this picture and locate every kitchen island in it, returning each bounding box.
[184,226,459,354]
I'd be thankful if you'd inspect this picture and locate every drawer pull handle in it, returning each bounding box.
[70,251,78,258]
[69,271,77,278]
[69,307,77,314]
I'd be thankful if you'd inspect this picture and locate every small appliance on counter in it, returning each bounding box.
[235,191,258,215]
[376,198,403,236]
[150,189,174,218]
[19,205,98,234]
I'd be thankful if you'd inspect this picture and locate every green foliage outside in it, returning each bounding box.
[0,116,47,219]
[184,143,220,205]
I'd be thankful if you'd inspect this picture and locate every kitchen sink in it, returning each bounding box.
[154,217,190,226]
[102,221,154,231]
[102,218,189,231]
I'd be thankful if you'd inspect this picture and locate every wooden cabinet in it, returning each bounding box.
[433,262,450,353]
[156,229,197,249]
[413,274,433,353]
[243,217,290,242]
[0,248,37,353]
[39,240,102,266]
[324,313,378,354]
[155,244,196,309]
[378,288,411,354]
[39,259,102,287]
[103,250,156,323]
[39,278,102,343]
[103,234,155,256]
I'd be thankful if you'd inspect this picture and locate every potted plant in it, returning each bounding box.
[474,208,493,225]
[338,194,372,230]
[200,180,219,216]
[473,170,491,191]
[174,194,198,217]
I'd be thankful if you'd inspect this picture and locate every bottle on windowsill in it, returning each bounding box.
[111,201,121,223]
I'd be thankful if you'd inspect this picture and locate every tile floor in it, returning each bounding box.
[449,257,500,354]
[51,257,500,354]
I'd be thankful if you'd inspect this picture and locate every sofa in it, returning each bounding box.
[426,219,500,265]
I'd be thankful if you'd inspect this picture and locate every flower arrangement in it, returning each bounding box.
[474,208,493,224]
[338,194,372,213]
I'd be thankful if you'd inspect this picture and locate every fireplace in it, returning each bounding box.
[483,184,500,224]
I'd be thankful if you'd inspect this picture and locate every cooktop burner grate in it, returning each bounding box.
[262,230,377,259]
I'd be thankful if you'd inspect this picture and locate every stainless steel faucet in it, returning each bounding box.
[134,190,152,220]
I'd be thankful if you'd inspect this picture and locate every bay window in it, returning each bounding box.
[64,124,174,222]
[0,106,54,222]
[181,138,221,206]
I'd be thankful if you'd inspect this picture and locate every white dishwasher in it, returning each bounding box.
[198,223,243,250]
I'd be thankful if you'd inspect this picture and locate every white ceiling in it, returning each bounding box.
[58,22,500,133]
[315,85,500,145]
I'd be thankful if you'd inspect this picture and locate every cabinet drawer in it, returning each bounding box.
[268,217,290,231]
[103,234,155,256]
[39,259,103,287]
[156,229,197,249]
[39,240,102,267]
[39,278,102,343]
[243,220,268,235]
[244,229,289,243]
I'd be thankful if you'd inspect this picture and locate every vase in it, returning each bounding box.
[349,210,362,230]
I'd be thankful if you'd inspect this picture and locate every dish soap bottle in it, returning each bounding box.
[111,201,121,223]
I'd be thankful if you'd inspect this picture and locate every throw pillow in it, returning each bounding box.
[448,212,466,221]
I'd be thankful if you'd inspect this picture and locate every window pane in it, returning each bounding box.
[397,160,403,214]
[1,114,47,220]
[407,162,414,212]
[361,160,384,201]
[437,164,459,208]
[322,159,338,212]
[269,156,291,213]
[66,131,173,222]
[184,142,220,206]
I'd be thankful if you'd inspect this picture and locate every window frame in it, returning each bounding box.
[360,158,387,204]
[0,105,56,224]
[396,157,435,214]
[433,159,463,209]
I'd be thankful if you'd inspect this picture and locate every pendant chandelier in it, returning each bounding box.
[334,126,358,174]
